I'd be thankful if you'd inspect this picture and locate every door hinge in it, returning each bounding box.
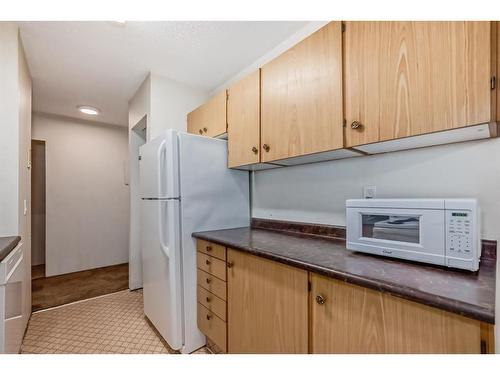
[341,22,346,32]
[491,76,496,90]
[226,90,229,100]
[307,281,311,292]
[343,119,347,127]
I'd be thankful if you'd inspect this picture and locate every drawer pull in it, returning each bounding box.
[203,127,208,133]
[205,259,211,265]
[227,261,234,269]
[206,245,212,252]
[206,296,211,303]
[206,314,212,320]
[206,278,211,284]
[198,129,203,135]
[263,144,270,152]
[315,294,326,305]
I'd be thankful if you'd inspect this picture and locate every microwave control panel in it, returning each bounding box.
[446,210,473,258]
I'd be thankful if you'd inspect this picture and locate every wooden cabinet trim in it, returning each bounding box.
[227,70,261,167]
[227,248,308,353]
[310,273,484,353]
[197,252,227,281]
[197,303,227,352]
[261,21,344,162]
[197,269,227,301]
[345,21,492,147]
[197,285,227,321]
[196,240,226,261]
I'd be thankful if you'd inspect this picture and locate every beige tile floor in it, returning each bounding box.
[21,289,210,354]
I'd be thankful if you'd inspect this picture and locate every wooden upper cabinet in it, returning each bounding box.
[187,90,227,137]
[497,21,500,122]
[310,273,482,354]
[227,70,261,168]
[345,21,492,147]
[227,249,308,353]
[261,22,344,162]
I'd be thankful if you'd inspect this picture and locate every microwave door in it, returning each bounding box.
[348,207,446,264]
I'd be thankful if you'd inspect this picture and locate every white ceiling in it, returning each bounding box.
[18,21,308,126]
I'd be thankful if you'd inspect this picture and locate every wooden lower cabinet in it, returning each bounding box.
[196,240,494,354]
[227,249,309,353]
[310,273,484,353]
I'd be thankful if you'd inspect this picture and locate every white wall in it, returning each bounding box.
[149,73,207,139]
[127,73,207,289]
[0,22,32,335]
[0,23,21,236]
[32,113,129,276]
[253,139,500,239]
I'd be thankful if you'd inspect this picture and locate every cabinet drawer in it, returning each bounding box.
[197,240,226,261]
[198,303,227,352]
[197,269,226,301]
[197,252,226,281]
[197,285,226,321]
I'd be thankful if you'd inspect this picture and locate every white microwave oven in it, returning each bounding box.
[346,199,480,271]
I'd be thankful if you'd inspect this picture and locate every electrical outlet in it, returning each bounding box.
[363,186,376,199]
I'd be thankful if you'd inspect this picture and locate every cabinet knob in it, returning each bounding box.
[227,261,234,269]
[252,146,258,154]
[203,127,208,133]
[206,296,211,303]
[206,278,211,284]
[198,129,203,134]
[351,121,363,130]
[206,314,211,320]
[263,144,270,152]
[205,259,211,265]
[315,294,326,305]
[206,245,212,252]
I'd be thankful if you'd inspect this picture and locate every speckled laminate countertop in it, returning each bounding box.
[192,227,496,324]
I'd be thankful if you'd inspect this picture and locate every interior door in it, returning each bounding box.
[141,198,182,350]
[344,21,492,147]
[260,21,344,162]
[227,249,308,353]
[227,70,261,168]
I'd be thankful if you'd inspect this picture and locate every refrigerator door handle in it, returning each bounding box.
[158,200,170,259]
[157,139,166,198]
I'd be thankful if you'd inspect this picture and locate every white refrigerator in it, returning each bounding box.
[139,129,249,353]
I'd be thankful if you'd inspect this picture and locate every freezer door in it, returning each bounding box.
[139,130,179,199]
[141,198,182,350]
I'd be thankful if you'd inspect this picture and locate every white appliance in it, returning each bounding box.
[0,242,24,353]
[139,130,249,353]
[346,199,480,271]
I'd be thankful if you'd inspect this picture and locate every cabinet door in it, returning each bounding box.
[345,21,492,147]
[187,90,227,137]
[261,22,343,162]
[227,249,308,353]
[227,70,261,168]
[310,273,482,353]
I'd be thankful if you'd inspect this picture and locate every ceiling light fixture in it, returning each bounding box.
[77,105,100,116]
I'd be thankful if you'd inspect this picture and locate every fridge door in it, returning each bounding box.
[139,130,179,199]
[178,133,250,353]
[141,198,182,350]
